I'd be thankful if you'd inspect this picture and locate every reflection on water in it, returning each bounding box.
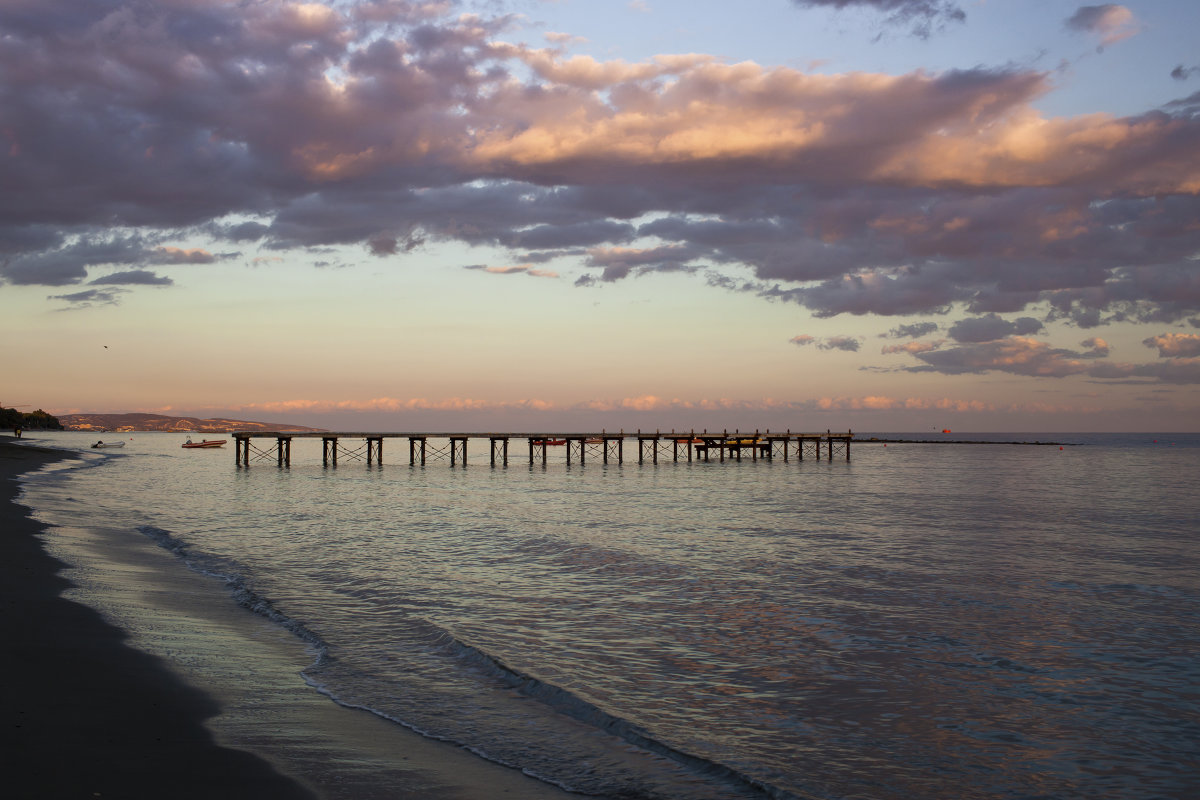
[21,433,1200,799]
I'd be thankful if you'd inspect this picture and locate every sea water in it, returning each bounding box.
[17,432,1200,799]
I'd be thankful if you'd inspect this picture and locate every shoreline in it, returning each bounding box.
[0,436,316,798]
[0,436,581,799]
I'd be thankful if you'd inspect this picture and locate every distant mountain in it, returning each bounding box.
[59,412,325,433]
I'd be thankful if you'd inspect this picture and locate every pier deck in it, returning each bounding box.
[231,430,853,467]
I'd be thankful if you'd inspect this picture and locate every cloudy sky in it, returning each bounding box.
[3,0,1198,431]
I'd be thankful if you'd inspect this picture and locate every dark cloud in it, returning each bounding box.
[947,313,1042,343]
[896,334,1200,384]
[47,288,124,308]
[790,334,862,352]
[1171,65,1199,81]
[884,322,940,338]
[90,270,173,286]
[1065,5,1139,49]
[1,0,1198,353]
[789,0,966,38]
[0,233,215,284]
[903,336,1102,377]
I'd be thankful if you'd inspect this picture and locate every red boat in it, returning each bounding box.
[182,438,226,449]
[530,438,567,446]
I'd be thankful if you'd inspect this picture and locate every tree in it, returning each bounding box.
[2,406,63,430]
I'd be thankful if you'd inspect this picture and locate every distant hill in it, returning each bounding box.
[59,412,325,433]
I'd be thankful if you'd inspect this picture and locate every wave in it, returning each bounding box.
[414,620,790,799]
[135,524,330,662]
[134,522,787,798]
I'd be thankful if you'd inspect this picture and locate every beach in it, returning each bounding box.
[0,436,579,800]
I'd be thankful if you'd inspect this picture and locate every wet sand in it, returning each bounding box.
[0,436,579,799]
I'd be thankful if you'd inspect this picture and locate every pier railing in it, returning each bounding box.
[231,430,853,467]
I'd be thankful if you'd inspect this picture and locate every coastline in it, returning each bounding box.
[0,435,580,800]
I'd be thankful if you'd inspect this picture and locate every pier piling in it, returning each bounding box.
[233,430,853,470]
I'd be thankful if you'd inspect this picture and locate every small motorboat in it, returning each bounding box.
[91,440,126,449]
[530,438,567,446]
[182,438,226,449]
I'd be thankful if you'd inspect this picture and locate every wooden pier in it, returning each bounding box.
[232,430,853,467]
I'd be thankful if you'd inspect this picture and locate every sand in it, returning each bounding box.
[0,436,579,799]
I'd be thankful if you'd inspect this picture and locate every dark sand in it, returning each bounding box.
[1,437,579,799]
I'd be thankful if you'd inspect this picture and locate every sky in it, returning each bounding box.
[2,0,1199,432]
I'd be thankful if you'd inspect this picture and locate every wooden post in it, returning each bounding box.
[490,437,508,467]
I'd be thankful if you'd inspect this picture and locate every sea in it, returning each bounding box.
[15,431,1200,800]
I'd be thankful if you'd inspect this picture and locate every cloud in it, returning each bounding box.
[153,247,217,265]
[1065,5,1140,49]
[0,0,1198,337]
[791,334,862,351]
[1080,336,1110,357]
[1172,65,1200,81]
[47,288,124,308]
[884,321,940,338]
[89,270,174,286]
[1143,332,1200,358]
[904,336,1094,377]
[789,0,966,38]
[897,334,1200,383]
[947,313,1043,343]
[882,339,943,355]
[464,263,559,278]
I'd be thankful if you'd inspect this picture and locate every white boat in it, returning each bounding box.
[182,437,226,449]
[91,440,126,449]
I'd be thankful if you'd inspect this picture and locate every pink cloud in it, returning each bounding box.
[1143,332,1200,358]
[471,264,560,278]
[882,340,944,355]
[1,0,1198,347]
